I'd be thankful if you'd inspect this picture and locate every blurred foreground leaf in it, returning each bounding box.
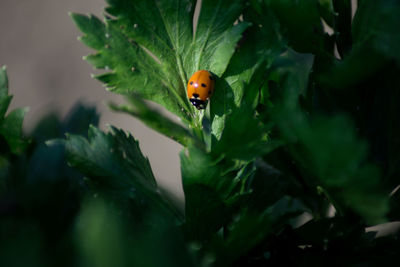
[0,66,29,154]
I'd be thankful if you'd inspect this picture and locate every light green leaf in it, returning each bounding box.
[206,22,251,77]
[71,12,192,123]
[209,2,285,148]
[184,0,246,77]
[72,0,250,129]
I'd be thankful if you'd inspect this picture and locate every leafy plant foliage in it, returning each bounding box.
[0,66,29,155]
[1,0,400,266]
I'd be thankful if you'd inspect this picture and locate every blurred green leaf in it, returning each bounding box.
[0,221,45,267]
[0,66,29,154]
[318,0,335,27]
[76,197,195,267]
[266,0,325,54]
[0,104,102,267]
[352,0,400,65]
[319,0,400,88]
[76,198,127,267]
[274,104,388,223]
[213,196,306,266]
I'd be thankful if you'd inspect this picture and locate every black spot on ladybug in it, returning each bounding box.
[190,81,193,85]
[201,83,206,87]
[192,93,199,98]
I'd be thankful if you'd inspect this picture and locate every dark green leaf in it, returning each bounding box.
[211,105,278,161]
[183,183,230,241]
[62,125,183,220]
[318,0,335,27]
[352,0,400,65]
[266,0,325,54]
[318,0,400,89]
[214,196,306,266]
[332,0,352,57]
[180,145,241,200]
[274,106,388,223]
[64,125,156,191]
[76,197,195,267]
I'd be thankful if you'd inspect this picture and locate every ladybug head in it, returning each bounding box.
[190,98,207,110]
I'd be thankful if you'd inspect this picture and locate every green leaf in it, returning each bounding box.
[0,67,12,119]
[109,96,194,146]
[181,146,261,243]
[266,0,325,54]
[211,4,284,117]
[318,0,400,88]
[318,0,335,27]
[0,108,29,155]
[76,198,128,267]
[183,183,230,241]
[70,12,192,123]
[261,47,389,223]
[352,0,400,65]
[207,4,285,160]
[274,106,388,223]
[185,0,247,77]
[65,125,156,191]
[213,196,306,266]
[0,66,29,154]
[211,105,277,161]
[207,22,251,77]
[181,144,260,241]
[247,159,305,212]
[72,0,250,129]
[181,145,239,200]
[63,125,183,220]
[63,102,100,136]
[76,197,194,267]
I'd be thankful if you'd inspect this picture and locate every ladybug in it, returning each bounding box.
[187,70,215,110]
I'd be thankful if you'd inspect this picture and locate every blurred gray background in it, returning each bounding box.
[0,0,183,199]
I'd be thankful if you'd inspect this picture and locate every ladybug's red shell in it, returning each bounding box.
[187,70,215,110]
